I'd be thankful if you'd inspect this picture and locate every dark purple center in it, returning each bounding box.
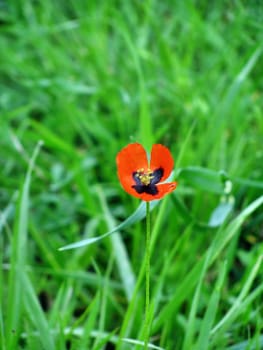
[132,168,164,195]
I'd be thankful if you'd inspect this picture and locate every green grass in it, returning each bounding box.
[1,0,263,349]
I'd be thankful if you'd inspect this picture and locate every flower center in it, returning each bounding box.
[134,168,154,186]
[132,167,164,195]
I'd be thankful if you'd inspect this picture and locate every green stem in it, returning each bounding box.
[144,201,151,349]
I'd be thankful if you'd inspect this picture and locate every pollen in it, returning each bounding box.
[135,168,154,185]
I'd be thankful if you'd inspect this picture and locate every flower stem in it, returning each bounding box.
[144,201,151,349]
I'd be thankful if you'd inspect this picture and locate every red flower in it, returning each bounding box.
[116,143,177,201]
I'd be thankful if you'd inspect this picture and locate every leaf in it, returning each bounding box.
[208,201,234,227]
[59,199,160,251]
[226,335,263,350]
[172,194,232,230]
[178,166,225,194]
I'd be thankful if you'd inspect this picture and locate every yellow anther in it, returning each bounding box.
[135,168,153,185]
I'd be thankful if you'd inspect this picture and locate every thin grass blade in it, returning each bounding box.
[22,273,55,350]
[59,197,160,251]
[6,141,42,349]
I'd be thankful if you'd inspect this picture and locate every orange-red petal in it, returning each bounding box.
[150,144,174,181]
[116,143,148,195]
[154,182,177,199]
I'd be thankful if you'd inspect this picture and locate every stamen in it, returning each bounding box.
[132,167,164,195]
[135,168,153,186]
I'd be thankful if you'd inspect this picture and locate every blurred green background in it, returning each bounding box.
[0,1,263,349]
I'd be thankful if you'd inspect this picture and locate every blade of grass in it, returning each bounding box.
[22,272,55,350]
[0,234,6,349]
[175,120,196,169]
[6,141,43,349]
[92,254,115,349]
[114,15,153,148]
[29,222,61,271]
[220,46,262,118]
[0,193,17,234]
[30,120,77,157]
[49,282,73,329]
[153,195,263,332]
[97,186,135,301]
[77,292,101,349]
[194,260,227,350]
[182,246,214,350]
[212,278,263,349]
[211,254,263,337]
[59,196,160,251]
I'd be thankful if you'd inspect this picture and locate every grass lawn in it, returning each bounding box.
[1,1,263,349]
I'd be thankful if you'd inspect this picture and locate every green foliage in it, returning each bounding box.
[0,0,263,349]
